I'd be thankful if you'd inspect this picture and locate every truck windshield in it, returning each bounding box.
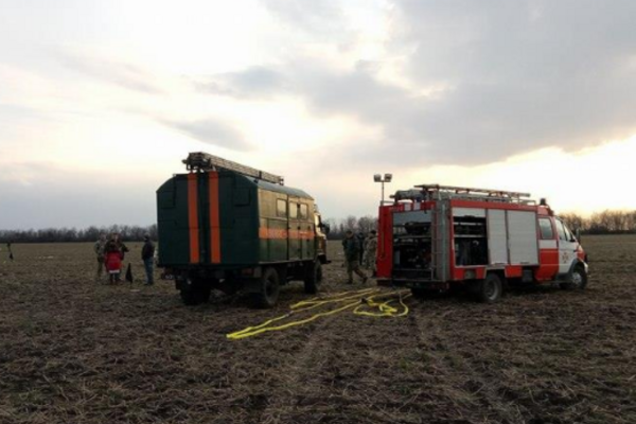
[556,219,575,242]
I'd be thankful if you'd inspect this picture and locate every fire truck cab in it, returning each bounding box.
[376,185,588,302]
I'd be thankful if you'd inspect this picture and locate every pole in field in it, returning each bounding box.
[374,173,393,205]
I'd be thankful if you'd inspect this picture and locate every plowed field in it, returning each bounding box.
[1,236,635,423]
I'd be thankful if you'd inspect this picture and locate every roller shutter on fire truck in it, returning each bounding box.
[453,208,539,267]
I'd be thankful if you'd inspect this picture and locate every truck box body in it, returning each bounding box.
[157,171,319,270]
[157,152,328,307]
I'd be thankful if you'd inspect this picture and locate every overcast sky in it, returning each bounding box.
[1,0,636,230]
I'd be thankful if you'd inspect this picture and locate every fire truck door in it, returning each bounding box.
[555,218,578,274]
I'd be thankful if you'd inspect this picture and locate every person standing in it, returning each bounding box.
[342,230,368,284]
[141,235,155,285]
[104,234,123,283]
[6,242,14,261]
[363,230,378,276]
[356,232,366,263]
[114,233,130,260]
[94,234,107,281]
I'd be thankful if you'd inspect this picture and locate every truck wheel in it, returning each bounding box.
[254,267,280,308]
[180,279,211,306]
[304,261,323,294]
[560,264,588,290]
[476,273,503,303]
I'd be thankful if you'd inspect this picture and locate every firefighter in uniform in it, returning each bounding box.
[363,230,378,276]
[94,234,107,281]
[342,230,368,284]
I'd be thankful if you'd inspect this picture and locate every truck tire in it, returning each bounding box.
[560,263,588,290]
[476,273,503,303]
[304,261,323,294]
[254,267,280,308]
[180,279,211,306]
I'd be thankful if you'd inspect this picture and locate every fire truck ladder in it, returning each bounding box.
[183,152,285,185]
[415,184,534,205]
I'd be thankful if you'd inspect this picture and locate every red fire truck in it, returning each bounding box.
[376,185,588,302]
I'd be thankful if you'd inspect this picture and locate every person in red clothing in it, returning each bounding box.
[104,234,122,283]
[103,233,129,283]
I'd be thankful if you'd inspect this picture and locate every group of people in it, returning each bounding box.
[342,230,378,284]
[94,229,380,286]
[94,233,155,285]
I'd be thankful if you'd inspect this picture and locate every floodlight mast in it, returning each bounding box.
[374,173,393,205]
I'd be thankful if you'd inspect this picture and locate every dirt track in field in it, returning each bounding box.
[1,236,635,424]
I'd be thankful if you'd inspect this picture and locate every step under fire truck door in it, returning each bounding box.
[506,211,539,265]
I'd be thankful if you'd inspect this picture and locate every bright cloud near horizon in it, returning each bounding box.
[1,0,636,230]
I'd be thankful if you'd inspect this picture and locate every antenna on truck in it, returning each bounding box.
[183,152,285,185]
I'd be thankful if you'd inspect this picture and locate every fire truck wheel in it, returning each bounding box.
[560,264,588,290]
[477,273,503,303]
[180,279,211,306]
[303,261,323,294]
[254,267,280,308]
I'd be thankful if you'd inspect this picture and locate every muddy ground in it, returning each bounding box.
[0,236,635,424]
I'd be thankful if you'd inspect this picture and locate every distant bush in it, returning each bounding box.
[2,209,634,243]
[561,210,636,234]
[0,224,157,243]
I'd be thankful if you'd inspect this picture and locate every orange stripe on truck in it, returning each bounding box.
[187,173,200,263]
[258,227,315,240]
[209,172,221,263]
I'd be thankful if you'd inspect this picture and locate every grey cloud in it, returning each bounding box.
[376,0,636,163]
[0,163,156,229]
[193,66,288,99]
[162,118,251,151]
[208,0,636,166]
[61,54,163,95]
[263,0,344,35]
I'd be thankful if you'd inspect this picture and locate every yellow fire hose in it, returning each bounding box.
[226,288,412,340]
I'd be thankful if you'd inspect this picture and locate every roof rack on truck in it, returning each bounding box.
[391,184,535,205]
[183,152,284,185]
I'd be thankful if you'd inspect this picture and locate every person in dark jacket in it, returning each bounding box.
[342,230,368,284]
[141,235,155,285]
[356,232,366,263]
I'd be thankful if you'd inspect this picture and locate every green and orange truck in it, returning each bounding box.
[157,152,329,307]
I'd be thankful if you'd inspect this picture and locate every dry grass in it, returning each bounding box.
[1,236,635,423]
